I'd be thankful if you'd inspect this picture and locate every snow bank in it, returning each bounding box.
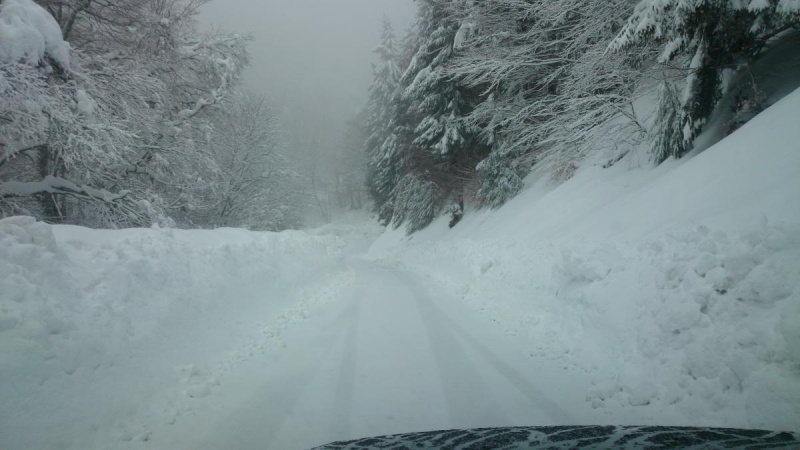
[308,213,385,254]
[368,88,800,431]
[0,218,346,449]
[0,0,71,68]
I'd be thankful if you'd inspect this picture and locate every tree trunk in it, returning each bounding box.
[37,145,65,223]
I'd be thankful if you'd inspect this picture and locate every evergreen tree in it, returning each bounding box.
[650,80,685,163]
[391,173,437,233]
[475,147,527,208]
[392,0,489,229]
[403,12,472,157]
[360,0,798,234]
[449,0,642,205]
[364,18,403,224]
[610,0,800,161]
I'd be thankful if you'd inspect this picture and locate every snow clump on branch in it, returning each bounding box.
[0,0,70,68]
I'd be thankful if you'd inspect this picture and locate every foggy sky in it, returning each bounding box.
[200,0,416,125]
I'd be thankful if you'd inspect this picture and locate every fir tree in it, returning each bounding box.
[392,0,488,229]
[391,173,438,233]
[364,18,403,224]
[651,80,685,163]
[448,0,642,204]
[475,147,527,208]
[610,0,800,160]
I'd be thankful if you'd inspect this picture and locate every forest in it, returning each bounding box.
[2,0,799,233]
[0,0,312,230]
[363,0,800,232]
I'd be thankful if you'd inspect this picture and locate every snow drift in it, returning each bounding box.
[368,88,800,431]
[0,219,347,448]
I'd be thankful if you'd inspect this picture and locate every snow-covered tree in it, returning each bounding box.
[402,8,471,157]
[365,18,404,223]
[367,0,490,230]
[0,0,250,227]
[448,0,644,204]
[401,0,487,179]
[366,18,402,146]
[180,93,303,231]
[336,111,369,211]
[361,0,798,234]
[610,0,800,160]
[391,173,437,233]
[650,79,685,163]
[0,0,150,224]
[474,147,527,208]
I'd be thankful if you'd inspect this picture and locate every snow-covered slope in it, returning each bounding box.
[368,88,800,431]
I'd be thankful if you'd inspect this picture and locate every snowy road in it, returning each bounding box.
[148,256,592,450]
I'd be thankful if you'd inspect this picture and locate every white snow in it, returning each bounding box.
[1,91,799,448]
[75,89,97,116]
[658,37,683,63]
[0,0,71,68]
[748,0,771,11]
[0,176,129,202]
[404,64,432,98]
[778,0,800,12]
[453,22,474,50]
[368,87,800,431]
[0,219,347,449]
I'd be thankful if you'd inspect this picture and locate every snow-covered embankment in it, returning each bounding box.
[367,88,800,431]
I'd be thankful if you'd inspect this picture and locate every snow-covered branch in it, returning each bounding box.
[0,0,257,227]
[0,176,128,201]
[0,144,44,168]
[0,176,151,224]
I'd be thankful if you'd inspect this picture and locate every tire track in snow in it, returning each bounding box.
[129,260,577,450]
[136,270,359,450]
[247,284,362,449]
[394,268,576,425]
[330,291,362,441]
[409,279,510,427]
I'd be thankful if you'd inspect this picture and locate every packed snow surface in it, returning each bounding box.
[1,91,799,448]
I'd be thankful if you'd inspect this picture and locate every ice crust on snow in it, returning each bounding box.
[0,0,70,68]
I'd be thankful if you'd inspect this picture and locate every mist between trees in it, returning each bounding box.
[363,0,800,233]
[1,0,799,231]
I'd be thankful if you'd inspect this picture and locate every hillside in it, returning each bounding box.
[369,87,800,431]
